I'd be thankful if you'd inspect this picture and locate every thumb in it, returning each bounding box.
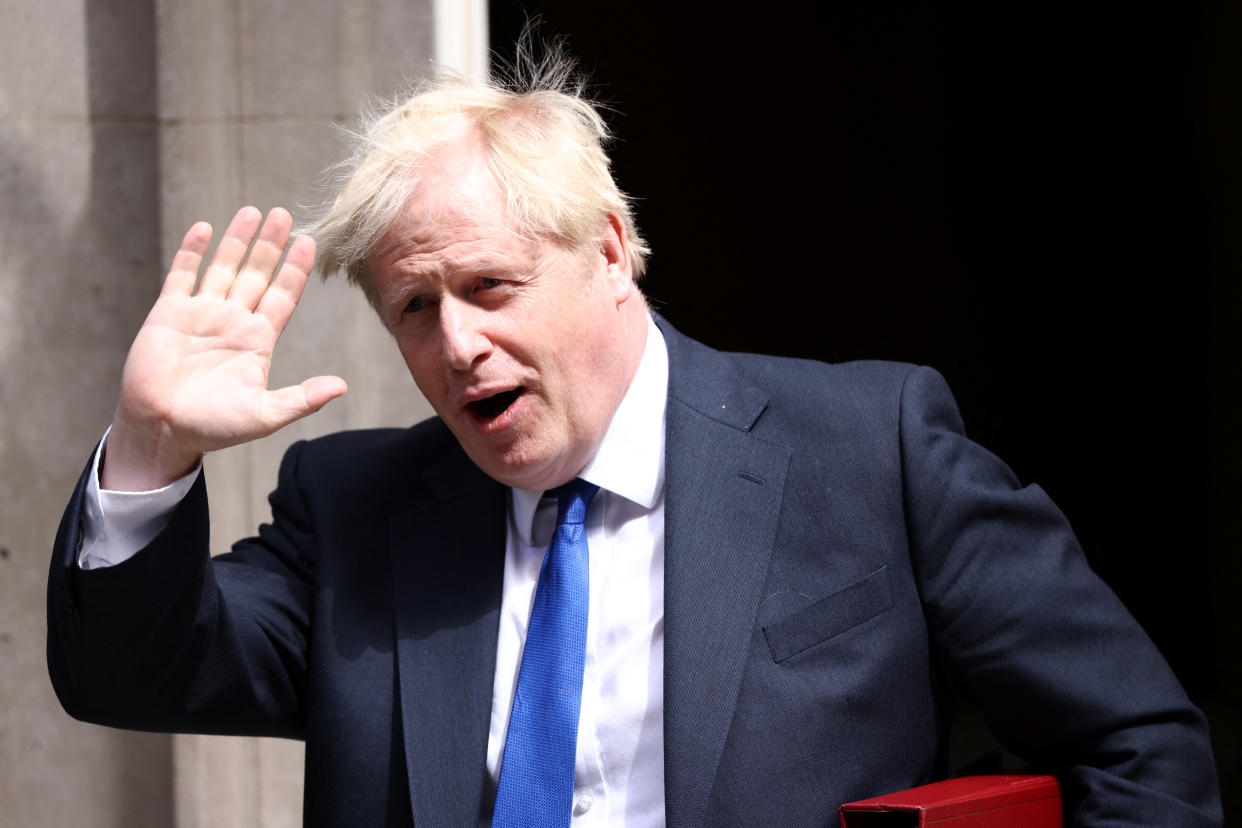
[261,375,349,432]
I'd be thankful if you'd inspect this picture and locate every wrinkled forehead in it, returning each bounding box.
[372,150,505,250]
[369,155,549,279]
[410,137,504,220]
[377,139,597,271]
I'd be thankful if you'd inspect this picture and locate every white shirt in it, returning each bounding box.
[80,316,670,827]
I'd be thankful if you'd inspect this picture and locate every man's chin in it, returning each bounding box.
[460,443,579,493]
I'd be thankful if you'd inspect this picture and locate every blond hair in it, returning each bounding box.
[305,47,649,315]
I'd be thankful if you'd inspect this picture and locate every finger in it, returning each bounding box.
[300,375,349,411]
[260,375,348,433]
[197,206,262,297]
[228,207,293,310]
[255,234,317,336]
[161,222,213,298]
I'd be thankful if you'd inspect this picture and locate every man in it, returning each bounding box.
[48,61,1221,826]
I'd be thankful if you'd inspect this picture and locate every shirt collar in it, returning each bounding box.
[511,314,668,544]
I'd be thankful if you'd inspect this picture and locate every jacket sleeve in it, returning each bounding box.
[898,365,1221,825]
[47,440,316,739]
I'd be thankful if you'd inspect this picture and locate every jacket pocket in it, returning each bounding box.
[763,565,893,663]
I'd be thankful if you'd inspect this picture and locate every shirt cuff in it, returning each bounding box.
[78,428,202,571]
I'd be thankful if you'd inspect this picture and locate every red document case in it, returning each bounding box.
[839,774,1061,827]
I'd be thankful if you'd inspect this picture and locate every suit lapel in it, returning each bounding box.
[658,321,792,827]
[390,444,507,826]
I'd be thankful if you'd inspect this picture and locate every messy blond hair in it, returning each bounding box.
[305,43,649,316]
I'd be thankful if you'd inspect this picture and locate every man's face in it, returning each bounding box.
[367,146,645,491]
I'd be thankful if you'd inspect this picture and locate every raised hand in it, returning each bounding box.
[102,207,348,491]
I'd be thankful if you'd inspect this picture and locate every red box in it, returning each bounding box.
[839,775,1061,827]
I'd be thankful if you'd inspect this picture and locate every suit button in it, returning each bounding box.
[573,790,594,815]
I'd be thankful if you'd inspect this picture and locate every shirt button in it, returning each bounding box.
[573,790,594,815]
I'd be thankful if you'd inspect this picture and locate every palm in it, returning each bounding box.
[125,293,283,447]
[107,207,347,490]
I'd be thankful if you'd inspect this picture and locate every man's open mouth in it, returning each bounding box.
[468,387,523,420]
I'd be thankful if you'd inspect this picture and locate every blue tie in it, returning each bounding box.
[492,479,599,827]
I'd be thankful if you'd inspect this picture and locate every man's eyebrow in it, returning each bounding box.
[455,257,510,273]
[389,247,523,274]
[377,281,414,314]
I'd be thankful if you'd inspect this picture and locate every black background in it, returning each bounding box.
[493,0,1239,806]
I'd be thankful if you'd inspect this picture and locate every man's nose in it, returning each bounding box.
[439,297,491,370]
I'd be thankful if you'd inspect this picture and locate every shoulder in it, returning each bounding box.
[729,351,924,405]
[727,351,958,447]
[293,417,455,463]
[272,417,464,503]
[659,314,945,421]
[658,316,957,450]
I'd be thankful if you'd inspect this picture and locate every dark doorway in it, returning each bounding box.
[492,1,1240,807]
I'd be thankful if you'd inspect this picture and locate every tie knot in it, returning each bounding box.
[552,479,599,526]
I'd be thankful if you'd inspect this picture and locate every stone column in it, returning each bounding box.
[0,0,486,825]
[157,2,485,827]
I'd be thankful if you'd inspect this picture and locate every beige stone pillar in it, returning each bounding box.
[1,0,485,825]
[156,2,486,827]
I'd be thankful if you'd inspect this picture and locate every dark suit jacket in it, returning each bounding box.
[48,319,1221,826]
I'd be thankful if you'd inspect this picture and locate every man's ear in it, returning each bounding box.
[599,212,634,304]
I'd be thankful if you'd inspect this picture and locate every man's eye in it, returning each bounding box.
[404,296,426,313]
[479,277,502,290]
